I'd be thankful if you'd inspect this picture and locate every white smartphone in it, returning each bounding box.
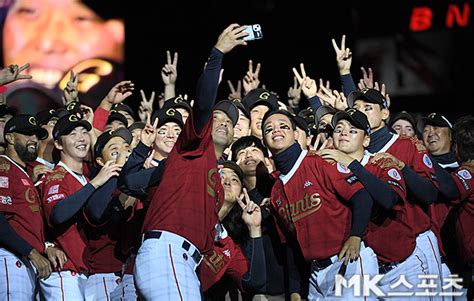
[243,24,263,41]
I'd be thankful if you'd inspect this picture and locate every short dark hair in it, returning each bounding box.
[452,115,474,163]
[231,136,268,162]
[261,109,297,133]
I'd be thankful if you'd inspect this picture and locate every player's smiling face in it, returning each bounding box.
[233,110,250,142]
[97,136,131,167]
[11,132,39,162]
[250,104,269,139]
[57,126,91,161]
[221,168,242,203]
[235,145,265,175]
[153,122,181,159]
[353,100,388,132]
[212,110,234,148]
[263,113,298,155]
[333,119,369,154]
[422,124,451,155]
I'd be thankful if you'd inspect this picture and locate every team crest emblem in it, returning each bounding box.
[423,154,433,168]
[388,168,401,181]
[457,169,472,180]
[337,163,350,174]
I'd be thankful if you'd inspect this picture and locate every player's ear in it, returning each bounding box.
[294,128,300,141]
[105,19,124,45]
[381,108,390,122]
[5,133,15,145]
[363,134,370,148]
[54,139,63,151]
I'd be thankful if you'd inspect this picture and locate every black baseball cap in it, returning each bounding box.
[233,100,250,119]
[65,101,84,118]
[0,104,15,118]
[293,115,309,133]
[332,108,371,135]
[128,121,146,132]
[161,95,192,113]
[4,114,48,140]
[151,108,184,128]
[213,100,239,127]
[315,105,337,124]
[53,113,92,140]
[417,112,453,134]
[112,103,135,119]
[242,88,279,113]
[389,111,416,129]
[107,111,128,127]
[94,127,132,158]
[231,135,268,162]
[217,159,244,184]
[36,109,57,126]
[347,88,388,109]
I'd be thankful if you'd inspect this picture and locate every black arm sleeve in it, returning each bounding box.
[50,183,96,225]
[121,163,167,199]
[307,96,322,114]
[349,189,374,237]
[286,244,303,295]
[193,47,224,134]
[84,178,118,224]
[401,165,438,205]
[348,161,398,210]
[340,73,357,96]
[241,237,266,291]
[433,162,460,201]
[0,212,33,257]
[118,142,150,190]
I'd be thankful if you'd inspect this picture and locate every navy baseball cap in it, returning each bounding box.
[242,88,279,113]
[107,111,128,127]
[233,100,250,119]
[332,108,371,135]
[218,159,244,183]
[347,88,388,109]
[65,101,84,118]
[161,95,192,113]
[36,109,57,126]
[213,100,239,127]
[389,111,416,129]
[417,113,453,134]
[94,127,132,158]
[53,114,92,140]
[128,121,146,132]
[151,108,184,129]
[4,114,48,140]
[112,103,135,119]
[315,105,337,124]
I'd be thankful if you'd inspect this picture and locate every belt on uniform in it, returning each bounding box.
[379,260,404,274]
[311,257,334,272]
[143,231,202,264]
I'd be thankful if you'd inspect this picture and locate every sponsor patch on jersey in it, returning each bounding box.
[387,180,405,192]
[223,249,231,257]
[48,185,59,195]
[423,154,433,168]
[46,194,65,203]
[0,195,12,205]
[387,168,401,181]
[0,176,9,188]
[457,169,472,180]
[345,175,359,185]
[455,174,471,191]
[337,163,351,174]
[21,179,30,186]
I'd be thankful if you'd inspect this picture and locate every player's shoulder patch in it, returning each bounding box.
[387,168,402,181]
[337,163,351,174]
[422,154,433,168]
[0,157,11,172]
[456,169,472,180]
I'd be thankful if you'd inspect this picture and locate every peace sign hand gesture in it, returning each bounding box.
[161,51,178,86]
[332,35,352,75]
[0,63,32,86]
[141,112,159,147]
[138,90,155,122]
[238,188,262,238]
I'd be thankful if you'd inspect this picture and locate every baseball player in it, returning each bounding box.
[320,109,434,297]
[131,24,245,300]
[348,88,444,295]
[82,128,135,301]
[39,113,121,300]
[201,160,266,298]
[242,88,279,140]
[0,114,53,300]
[261,109,378,300]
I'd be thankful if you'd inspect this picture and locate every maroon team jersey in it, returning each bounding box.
[451,164,474,264]
[361,153,416,263]
[200,234,249,292]
[0,155,45,253]
[40,163,90,273]
[270,150,365,261]
[141,113,224,253]
[377,134,437,236]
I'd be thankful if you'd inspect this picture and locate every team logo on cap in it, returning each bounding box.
[428,113,437,119]
[388,168,401,181]
[346,108,357,115]
[360,88,370,93]
[28,117,37,125]
[174,95,184,103]
[457,169,472,180]
[259,92,270,100]
[423,154,433,168]
[69,114,80,122]
[166,108,176,116]
[66,102,77,111]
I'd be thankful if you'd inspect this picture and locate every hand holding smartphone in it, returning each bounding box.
[243,24,263,41]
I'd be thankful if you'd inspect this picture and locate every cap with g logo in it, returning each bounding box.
[242,88,279,113]
[331,108,372,135]
[151,108,184,129]
[416,112,453,134]
[161,95,192,113]
[52,113,92,140]
[347,88,388,109]
[4,114,48,140]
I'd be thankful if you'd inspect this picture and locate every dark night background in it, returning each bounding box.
[123,0,473,123]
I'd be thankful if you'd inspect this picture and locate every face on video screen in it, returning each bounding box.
[1,0,124,89]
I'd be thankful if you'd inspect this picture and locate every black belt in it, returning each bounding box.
[379,261,404,274]
[143,231,202,264]
[311,257,334,272]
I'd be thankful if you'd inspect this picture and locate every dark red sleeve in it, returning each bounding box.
[174,112,213,155]
[92,107,110,132]
[322,159,364,201]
